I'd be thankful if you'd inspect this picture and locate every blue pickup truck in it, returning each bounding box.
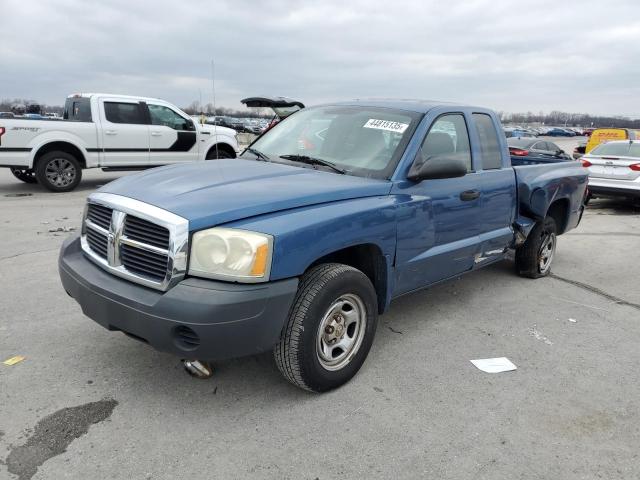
[59,100,588,392]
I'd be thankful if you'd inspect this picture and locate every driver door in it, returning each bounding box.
[147,103,199,164]
[394,113,483,294]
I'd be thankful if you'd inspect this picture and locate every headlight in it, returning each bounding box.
[188,228,273,282]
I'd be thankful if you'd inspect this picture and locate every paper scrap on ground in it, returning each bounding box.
[3,355,26,366]
[470,357,517,373]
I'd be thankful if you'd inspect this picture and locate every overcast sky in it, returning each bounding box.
[2,0,639,116]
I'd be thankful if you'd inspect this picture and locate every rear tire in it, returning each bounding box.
[206,147,233,160]
[515,216,557,278]
[274,263,378,392]
[34,151,82,192]
[10,167,38,184]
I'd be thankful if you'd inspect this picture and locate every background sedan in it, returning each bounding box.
[507,137,572,161]
[583,140,640,202]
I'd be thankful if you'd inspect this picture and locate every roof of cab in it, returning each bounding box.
[324,98,482,114]
[67,93,166,103]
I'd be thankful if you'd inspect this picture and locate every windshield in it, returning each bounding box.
[244,105,421,178]
[591,142,640,158]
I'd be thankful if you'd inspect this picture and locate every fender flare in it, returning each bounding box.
[28,135,90,169]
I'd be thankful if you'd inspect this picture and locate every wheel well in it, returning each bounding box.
[34,142,86,168]
[308,244,388,314]
[547,198,569,234]
[207,143,236,159]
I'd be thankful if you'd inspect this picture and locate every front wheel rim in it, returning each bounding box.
[44,158,76,187]
[538,231,556,274]
[316,293,367,371]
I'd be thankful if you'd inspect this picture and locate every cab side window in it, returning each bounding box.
[473,113,503,169]
[148,104,194,131]
[418,114,472,172]
[104,102,146,125]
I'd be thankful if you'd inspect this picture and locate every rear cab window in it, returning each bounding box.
[473,113,503,169]
[104,102,146,124]
[63,97,92,122]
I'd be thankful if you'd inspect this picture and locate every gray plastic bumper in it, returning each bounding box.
[58,235,299,361]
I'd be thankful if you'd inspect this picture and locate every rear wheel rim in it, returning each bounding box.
[44,158,76,187]
[538,231,556,274]
[316,293,367,371]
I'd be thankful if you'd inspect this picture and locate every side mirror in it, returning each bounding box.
[408,156,468,181]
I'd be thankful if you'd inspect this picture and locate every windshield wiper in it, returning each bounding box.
[279,154,346,174]
[245,147,270,161]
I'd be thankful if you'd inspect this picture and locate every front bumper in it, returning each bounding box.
[59,235,299,361]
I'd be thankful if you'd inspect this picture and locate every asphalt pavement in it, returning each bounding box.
[1,146,639,480]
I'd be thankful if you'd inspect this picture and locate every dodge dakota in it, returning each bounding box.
[0,93,238,192]
[59,100,588,392]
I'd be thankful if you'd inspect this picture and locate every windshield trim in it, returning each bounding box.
[243,105,424,180]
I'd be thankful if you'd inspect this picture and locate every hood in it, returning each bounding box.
[199,124,236,137]
[100,159,391,230]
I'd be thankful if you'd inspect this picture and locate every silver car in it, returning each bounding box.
[583,140,640,201]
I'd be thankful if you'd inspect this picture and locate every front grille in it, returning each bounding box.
[85,227,108,259]
[87,203,113,230]
[123,215,170,249]
[120,244,168,282]
[80,194,188,291]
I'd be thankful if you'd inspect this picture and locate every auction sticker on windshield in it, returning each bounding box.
[363,119,409,133]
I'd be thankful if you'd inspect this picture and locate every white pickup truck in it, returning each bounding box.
[0,93,239,191]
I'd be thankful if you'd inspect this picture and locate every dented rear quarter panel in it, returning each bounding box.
[513,162,588,229]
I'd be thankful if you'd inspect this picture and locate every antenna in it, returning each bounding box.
[211,59,219,158]
[211,59,217,117]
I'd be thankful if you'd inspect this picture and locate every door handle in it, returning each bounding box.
[151,131,162,136]
[460,189,481,201]
[104,130,117,135]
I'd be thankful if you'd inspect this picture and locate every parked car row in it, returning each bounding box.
[0,111,62,120]
[203,115,270,134]
[503,125,589,138]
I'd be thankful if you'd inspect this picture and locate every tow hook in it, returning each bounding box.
[182,359,214,379]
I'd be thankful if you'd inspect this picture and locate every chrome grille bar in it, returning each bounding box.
[80,192,189,291]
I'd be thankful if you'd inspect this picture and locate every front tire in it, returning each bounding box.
[10,167,38,184]
[274,263,378,392]
[515,216,557,278]
[206,147,233,160]
[34,151,82,192]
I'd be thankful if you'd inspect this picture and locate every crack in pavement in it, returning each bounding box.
[5,399,118,480]
[550,273,640,311]
[0,247,59,262]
